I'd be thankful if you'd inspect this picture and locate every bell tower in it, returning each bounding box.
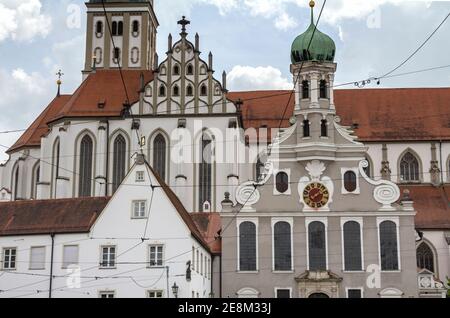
[83,0,159,78]
[290,0,337,150]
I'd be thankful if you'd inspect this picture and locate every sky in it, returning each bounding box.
[0,0,450,162]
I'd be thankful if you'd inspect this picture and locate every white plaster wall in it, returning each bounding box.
[366,143,383,180]
[128,16,142,68]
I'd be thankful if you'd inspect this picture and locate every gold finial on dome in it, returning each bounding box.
[309,0,315,8]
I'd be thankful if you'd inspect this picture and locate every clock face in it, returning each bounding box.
[303,183,330,209]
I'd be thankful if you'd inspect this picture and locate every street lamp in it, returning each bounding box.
[172,282,179,298]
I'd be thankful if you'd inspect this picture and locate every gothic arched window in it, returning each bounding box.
[400,152,420,182]
[239,222,257,271]
[303,120,310,138]
[302,80,309,99]
[276,172,289,194]
[112,135,126,193]
[344,171,357,193]
[308,221,326,271]
[199,133,212,211]
[173,85,180,96]
[32,162,40,199]
[321,119,328,137]
[187,64,194,75]
[173,65,180,75]
[417,242,435,273]
[79,135,93,197]
[200,84,207,96]
[186,85,193,96]
[343,221,362,271]
[274,222,292,271]
[320,80,328,99]
[380,221,399,271]
[153,134,167,181]
[159,85,166,97]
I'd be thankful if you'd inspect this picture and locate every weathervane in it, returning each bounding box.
[177,16,190,36]
[56,69,64,97]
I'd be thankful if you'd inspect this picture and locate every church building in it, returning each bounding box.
[0,0,449,298]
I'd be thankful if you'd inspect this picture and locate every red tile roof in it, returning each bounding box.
[401,185,450,230]
[7,95,71,154]
[49,70,154,122]
[229,87,450,142]
[0,197,110,236]
[191,213,222,255]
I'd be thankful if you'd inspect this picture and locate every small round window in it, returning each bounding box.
[276,172,289,194]
[344,171,357,193]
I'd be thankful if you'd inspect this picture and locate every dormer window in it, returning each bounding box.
[320,80,328,99]
[302,80,310,99]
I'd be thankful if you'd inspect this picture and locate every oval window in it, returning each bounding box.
[344,171,357,193]
[276,172,289,194]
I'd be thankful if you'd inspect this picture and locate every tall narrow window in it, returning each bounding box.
[96,21,103,34]
[256,157,264,181]
[117,21,124,36]
[187,85,193,96]
[112,21,118,36]
[308,222,326,271]
[132,20,139,33]
[13,166,19,200]
[153,134,167,180]
[173,85,180,96]
[187,64,194,75]
[303,120,310,138]
[159,85,166,97]
[380,221,399,271]
[113,48,120,61]
[199,134,212,211]
[173,65,180,75]
[274,222,292,271]
[417,242,434,273]
[400,152,420,182]
[321,120,328,137]
[343,221,362,271]
[302,80,310,99]
[33,164,40,199]
[79,135,93,197]
[200,84,207,96]
[112,135,126,193]
[320,80,328,99]
[239,222,257,271]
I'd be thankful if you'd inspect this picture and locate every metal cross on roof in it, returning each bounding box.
[56,70,64,97]
[56,70,64,81]
[177,16,190,35]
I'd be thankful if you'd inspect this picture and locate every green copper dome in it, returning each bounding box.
[291,4,336,64]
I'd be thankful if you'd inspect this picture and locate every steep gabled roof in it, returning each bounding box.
[7,95,71,154]
[48,70,154,123]
[145,163,215,253]
[191,212,222,255]
[0,197,110,236]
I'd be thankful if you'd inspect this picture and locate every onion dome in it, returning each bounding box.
[291,1,336,64]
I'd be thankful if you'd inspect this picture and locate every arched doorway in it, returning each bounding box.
[309,293,330,299]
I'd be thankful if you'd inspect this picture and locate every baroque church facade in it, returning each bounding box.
[0,0,449,298]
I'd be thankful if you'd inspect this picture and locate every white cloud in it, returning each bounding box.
[0,0,51,43]
[227,65,292,91]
